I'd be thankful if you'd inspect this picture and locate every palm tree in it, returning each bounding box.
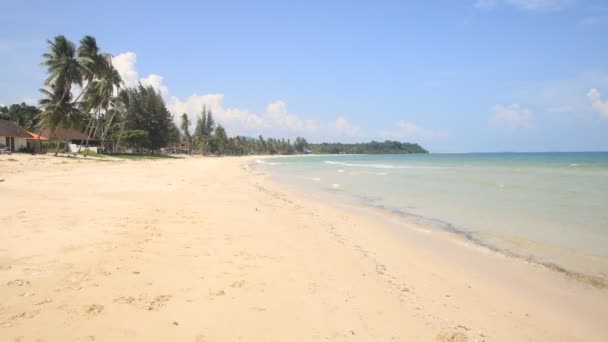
[97,65,124,149]
[38,86,83,155]
[180,113,191,154]
[35,36,84,153]
[76,36,116,152]
[74,36,108,102]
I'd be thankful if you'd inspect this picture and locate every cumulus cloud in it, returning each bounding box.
[334,117,361,137]
[167,94,317,136]
[265,101,319,132]
[140,74,169,96]
[382,120,439,141]
[111,51,368,140]
[489,104,533,128]
[587,88,608,119]
[112,52,139,87]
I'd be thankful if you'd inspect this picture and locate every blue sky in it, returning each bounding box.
[1,0,607,152]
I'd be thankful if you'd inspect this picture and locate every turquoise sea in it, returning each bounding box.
[254,152,608,284]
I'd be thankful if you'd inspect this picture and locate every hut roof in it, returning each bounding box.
[0,120,35,138]
[40,127,92,141]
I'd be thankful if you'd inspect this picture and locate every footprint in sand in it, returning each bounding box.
[7,279,30,286]
[85,304,104,318]
[230,280,245,288]
[6,310,40,325]
[194,334,207,342]
[436,329,469,342]
[211,290,226,297]
[143,295,172,311]
[34,298,53,306]
[114,294,171,311]
[114,296,136,304]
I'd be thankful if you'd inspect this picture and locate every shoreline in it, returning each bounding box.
[1,154,607,341]
[252,155,608,339]
[253,154,608,289]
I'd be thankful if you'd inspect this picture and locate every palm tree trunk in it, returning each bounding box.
[115,118,127,153]
[77,115,96,153]
[85,107,100,150]
[72,79,92,105]
[34,122,47,154]
[100,109,116,149]
[63,138,70,154]
[53,129,62,156]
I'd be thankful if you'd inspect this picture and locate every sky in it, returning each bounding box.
[1,0,607,152]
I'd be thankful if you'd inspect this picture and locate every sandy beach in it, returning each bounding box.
[1,154,607,341]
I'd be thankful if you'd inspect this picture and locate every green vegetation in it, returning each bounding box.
[2,34,427,158]
[309,141,428,154]
[115,86,175,151]
[0,103,41,131]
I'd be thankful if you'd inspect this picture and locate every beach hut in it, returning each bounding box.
[0,119,34,152]
[38,127,98,152]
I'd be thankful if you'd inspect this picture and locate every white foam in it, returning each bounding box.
[337,169,345,173]
[331,183,340,188]
[324,160,441,170]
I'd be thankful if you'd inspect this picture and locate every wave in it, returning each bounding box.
[254,159,281,165]
[324,160,442,170]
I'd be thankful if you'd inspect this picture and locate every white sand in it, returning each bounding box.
[1,154,607,341]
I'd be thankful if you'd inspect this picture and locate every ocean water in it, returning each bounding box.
[254,153,608,284]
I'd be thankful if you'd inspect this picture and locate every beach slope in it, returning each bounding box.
[0,155,606,341]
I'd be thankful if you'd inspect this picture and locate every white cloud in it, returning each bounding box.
[334,117,361,137]
[530,71,608,117]
[167,95,319,136]
[111,51,368,140]
[587,88,608,119]
[382,120,440,141]
[112,52,139,87]
[489,104,533,128]
[265,100,319,132]
[140,74,169,96]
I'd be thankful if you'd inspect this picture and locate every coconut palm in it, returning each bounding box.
[97,65,124,147]
[180,113,191,153]
[40,36,84,99]
[38,86,83,155]
[76,36,116,151]
[35,36,84,152]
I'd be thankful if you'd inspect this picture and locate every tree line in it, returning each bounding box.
[2,34,427,156]
[308,141,427,154]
